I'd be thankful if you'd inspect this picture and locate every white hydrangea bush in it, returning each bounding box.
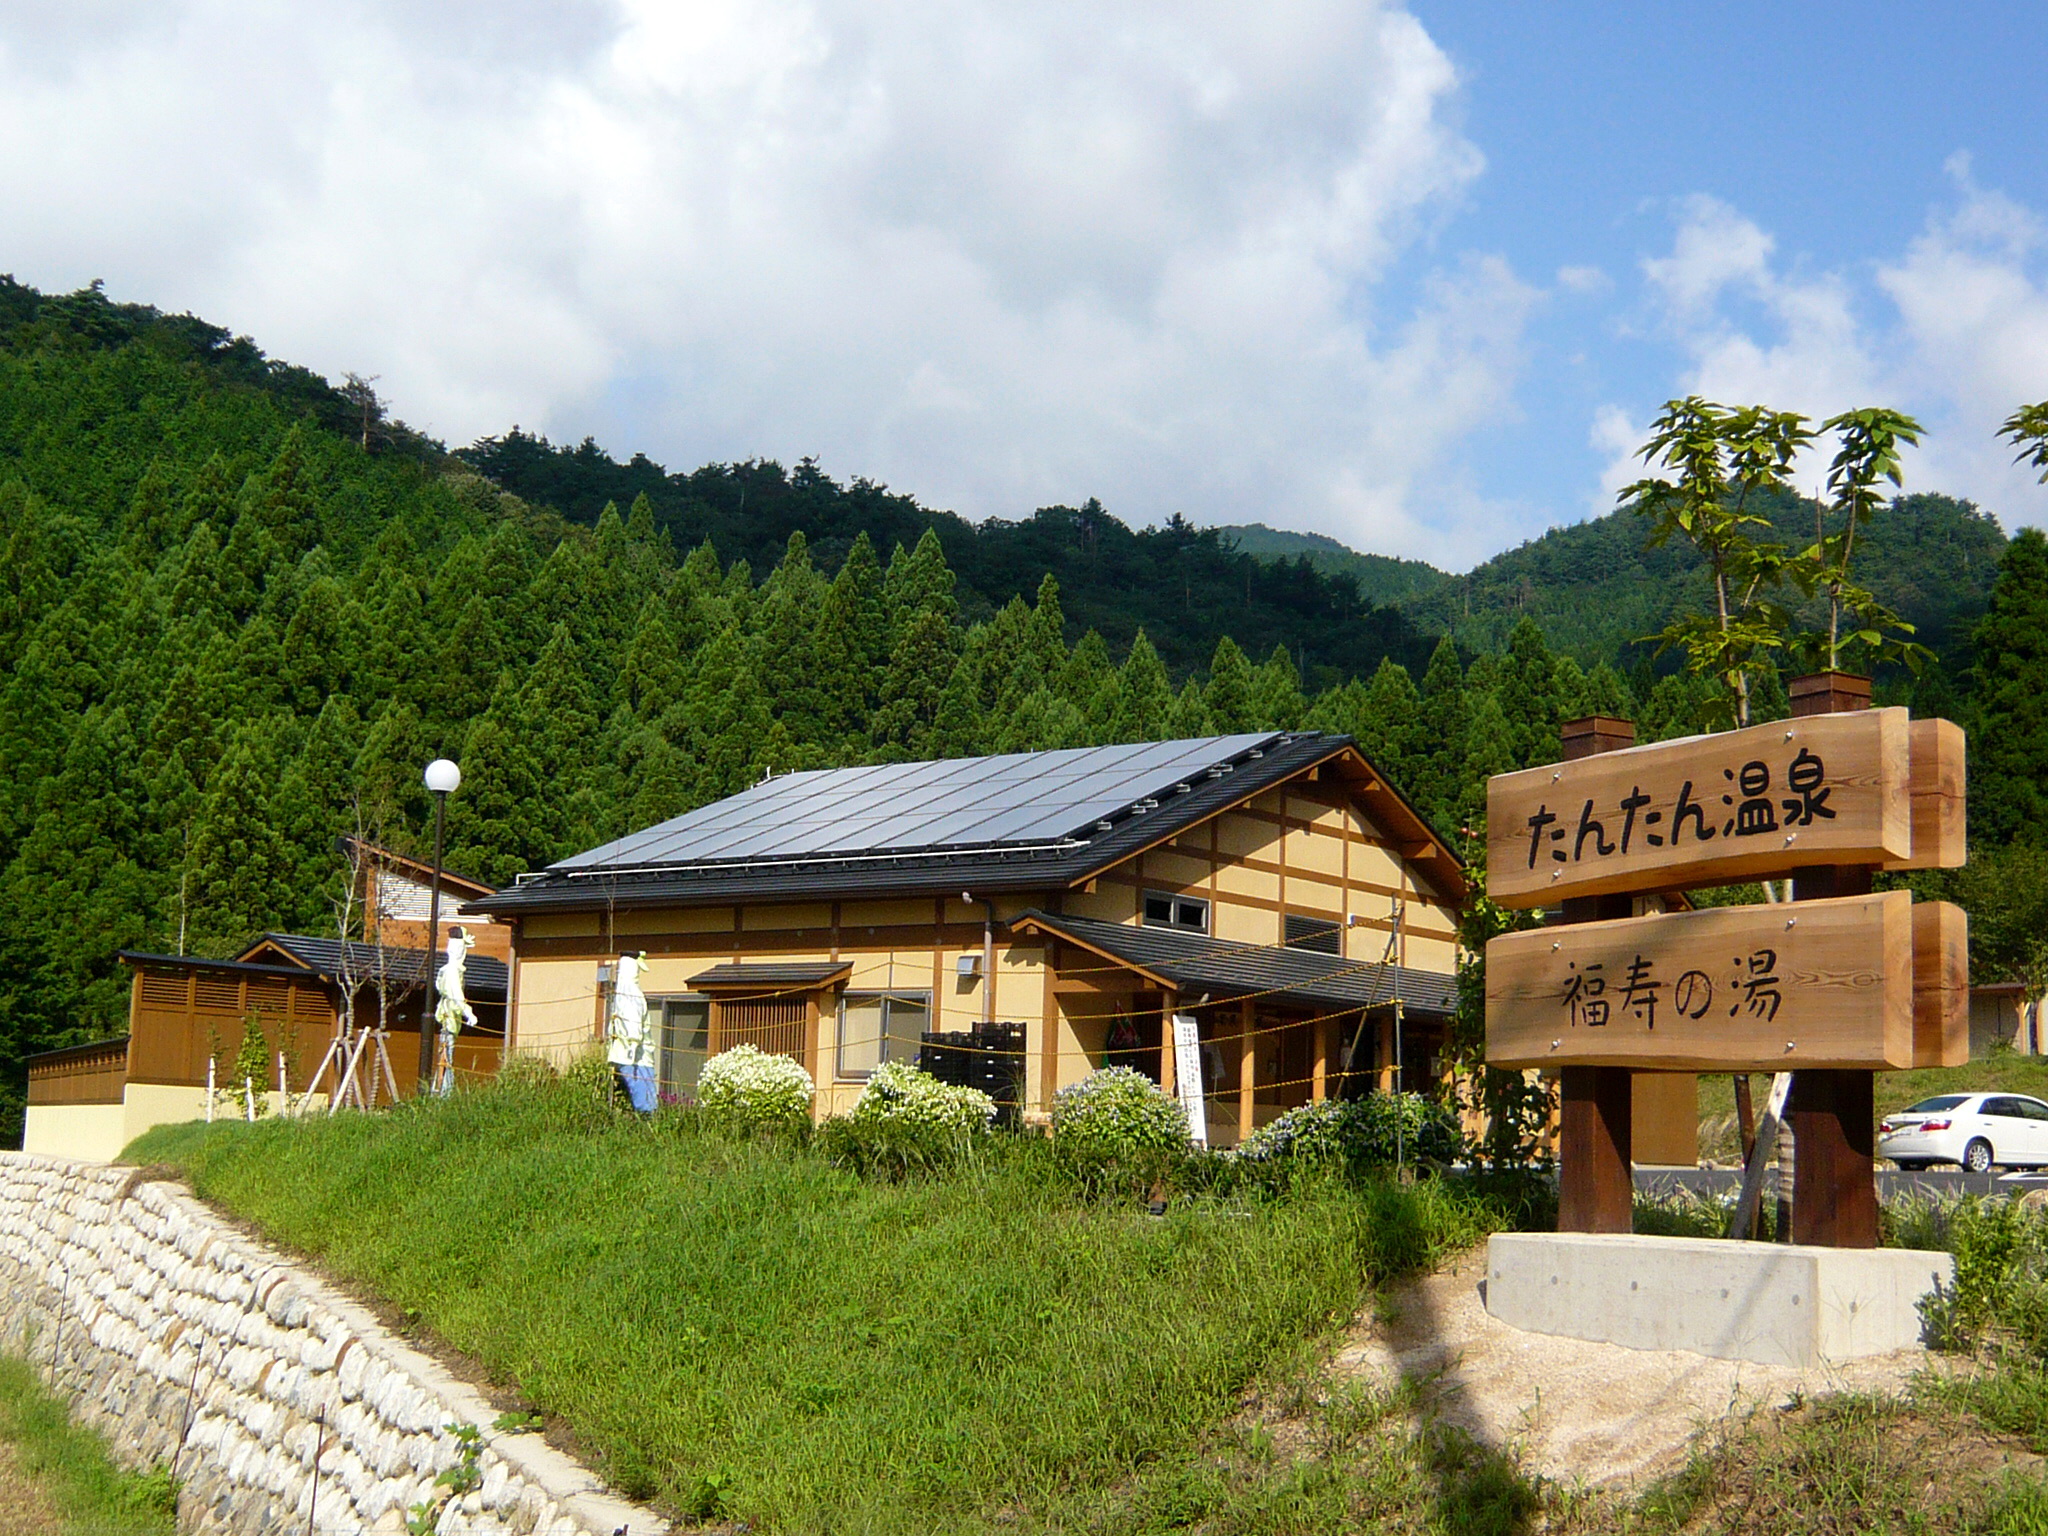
[849,1060,996,1136]
[1051,1066,1190,1180]
[695,1044,815,1131]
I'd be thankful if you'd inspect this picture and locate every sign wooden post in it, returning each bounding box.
[1487,684,1968,1250]
[1787,673,1878,1248]
[1555,716,1635,1234]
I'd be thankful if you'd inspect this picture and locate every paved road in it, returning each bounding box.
[1633,1165,2047,1201]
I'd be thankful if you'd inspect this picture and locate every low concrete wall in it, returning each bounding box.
[21,1101,130,1162]
[0,1152,666,1535]
[1486,1231,1954,1367]
[24,1086,336,1165]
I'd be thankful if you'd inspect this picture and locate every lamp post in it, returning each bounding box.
[418,758,461,1092]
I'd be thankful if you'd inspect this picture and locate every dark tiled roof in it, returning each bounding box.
[467,733,1464,916]
[1011,910,1458,1015]
[119,951,325,980]
[254,934,510,1002]
[686,961,853,991]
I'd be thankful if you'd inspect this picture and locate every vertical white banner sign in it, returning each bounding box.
[1171,1013,1208,1148]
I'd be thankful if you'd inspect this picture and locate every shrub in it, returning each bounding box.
[1233,1094,1464,1179]
[850,1061,997,1135]
[1051,1067,1190,1193]
[694,1045,815,1134]
[1922,1195,2048,1355]
[820,1063,997,1178]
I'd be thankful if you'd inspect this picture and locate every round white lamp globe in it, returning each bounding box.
[423,758,462,794]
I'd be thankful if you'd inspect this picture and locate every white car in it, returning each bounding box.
[1879,1093,2048,1173]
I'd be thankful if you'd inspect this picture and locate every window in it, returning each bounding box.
[1284,914,1341,955]
[838,991,931,1077]
[1143,891,1210,934]
[657,996,711,1099]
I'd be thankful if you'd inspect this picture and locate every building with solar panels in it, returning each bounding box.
[465,731,1467,1145]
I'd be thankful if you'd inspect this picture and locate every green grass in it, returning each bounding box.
[0,1355,178,1536]
[128,1071,1523,1534]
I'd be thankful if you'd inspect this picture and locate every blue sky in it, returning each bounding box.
[1398,1,2048,547]
[2,2,2043,568]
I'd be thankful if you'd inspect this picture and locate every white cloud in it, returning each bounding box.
[1589,403,1643,509]
[1602,173,2048,525]
[0,0,1535,564]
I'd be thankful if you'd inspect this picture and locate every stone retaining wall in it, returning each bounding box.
[0,1152,666,1535]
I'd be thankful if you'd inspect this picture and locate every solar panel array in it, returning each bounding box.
[554,733,1284,871]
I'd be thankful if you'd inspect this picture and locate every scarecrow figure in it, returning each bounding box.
[609,951,656,1111]
[433,926,478,1096]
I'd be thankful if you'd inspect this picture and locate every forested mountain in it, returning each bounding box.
[1166,523,1446,606]
[472,425,2009,690]
[460,432,1432,688]
[1395,491,2007,670]
[2,276,2044,1147]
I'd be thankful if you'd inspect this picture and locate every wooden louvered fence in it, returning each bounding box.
[26,1039,131,1106]
[712,997,814,1077]
[127,966,339,1089]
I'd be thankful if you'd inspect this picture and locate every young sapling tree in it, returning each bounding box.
[1793,407,1930,676]
[1621,397,1813,729]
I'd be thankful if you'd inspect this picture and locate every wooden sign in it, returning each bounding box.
[1488,709,1921,908]
[1912,900,1969,1069]
[1487,891,1926,1072]
[1886,718,1966,872]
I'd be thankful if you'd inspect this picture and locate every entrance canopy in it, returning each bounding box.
[1008,910,1455,1015]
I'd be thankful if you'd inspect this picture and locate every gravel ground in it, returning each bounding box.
[1333,1246,1943,1491]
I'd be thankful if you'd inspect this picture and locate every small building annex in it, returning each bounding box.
[468,732,1466,1144]
[23,842,514,1162]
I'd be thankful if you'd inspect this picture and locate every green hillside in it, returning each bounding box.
[1208,522,1449,605]
[1396,491,2008,669]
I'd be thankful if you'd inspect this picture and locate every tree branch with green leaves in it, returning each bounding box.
[1789,406,1929,677]
[2002,401,2048,483]
[1620,397,1812,728]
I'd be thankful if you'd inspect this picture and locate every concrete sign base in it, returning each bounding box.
[1484,1232,1954,1368]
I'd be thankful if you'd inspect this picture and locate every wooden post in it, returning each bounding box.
[1787,672,1879,1248]
[1376,1013,1395,1094]
[1159,991,1177,1097]
[1311,1014,1330,1103]
[1040,942,1061,1116]
[1239,997,1256,1144]
[1556,715,1636,1234]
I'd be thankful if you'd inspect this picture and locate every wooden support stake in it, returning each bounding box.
[1239,996,1256,1146]
[1788,674,1879,1249]
[1159,991,1177,1097]
[1556,715,1636,1234]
